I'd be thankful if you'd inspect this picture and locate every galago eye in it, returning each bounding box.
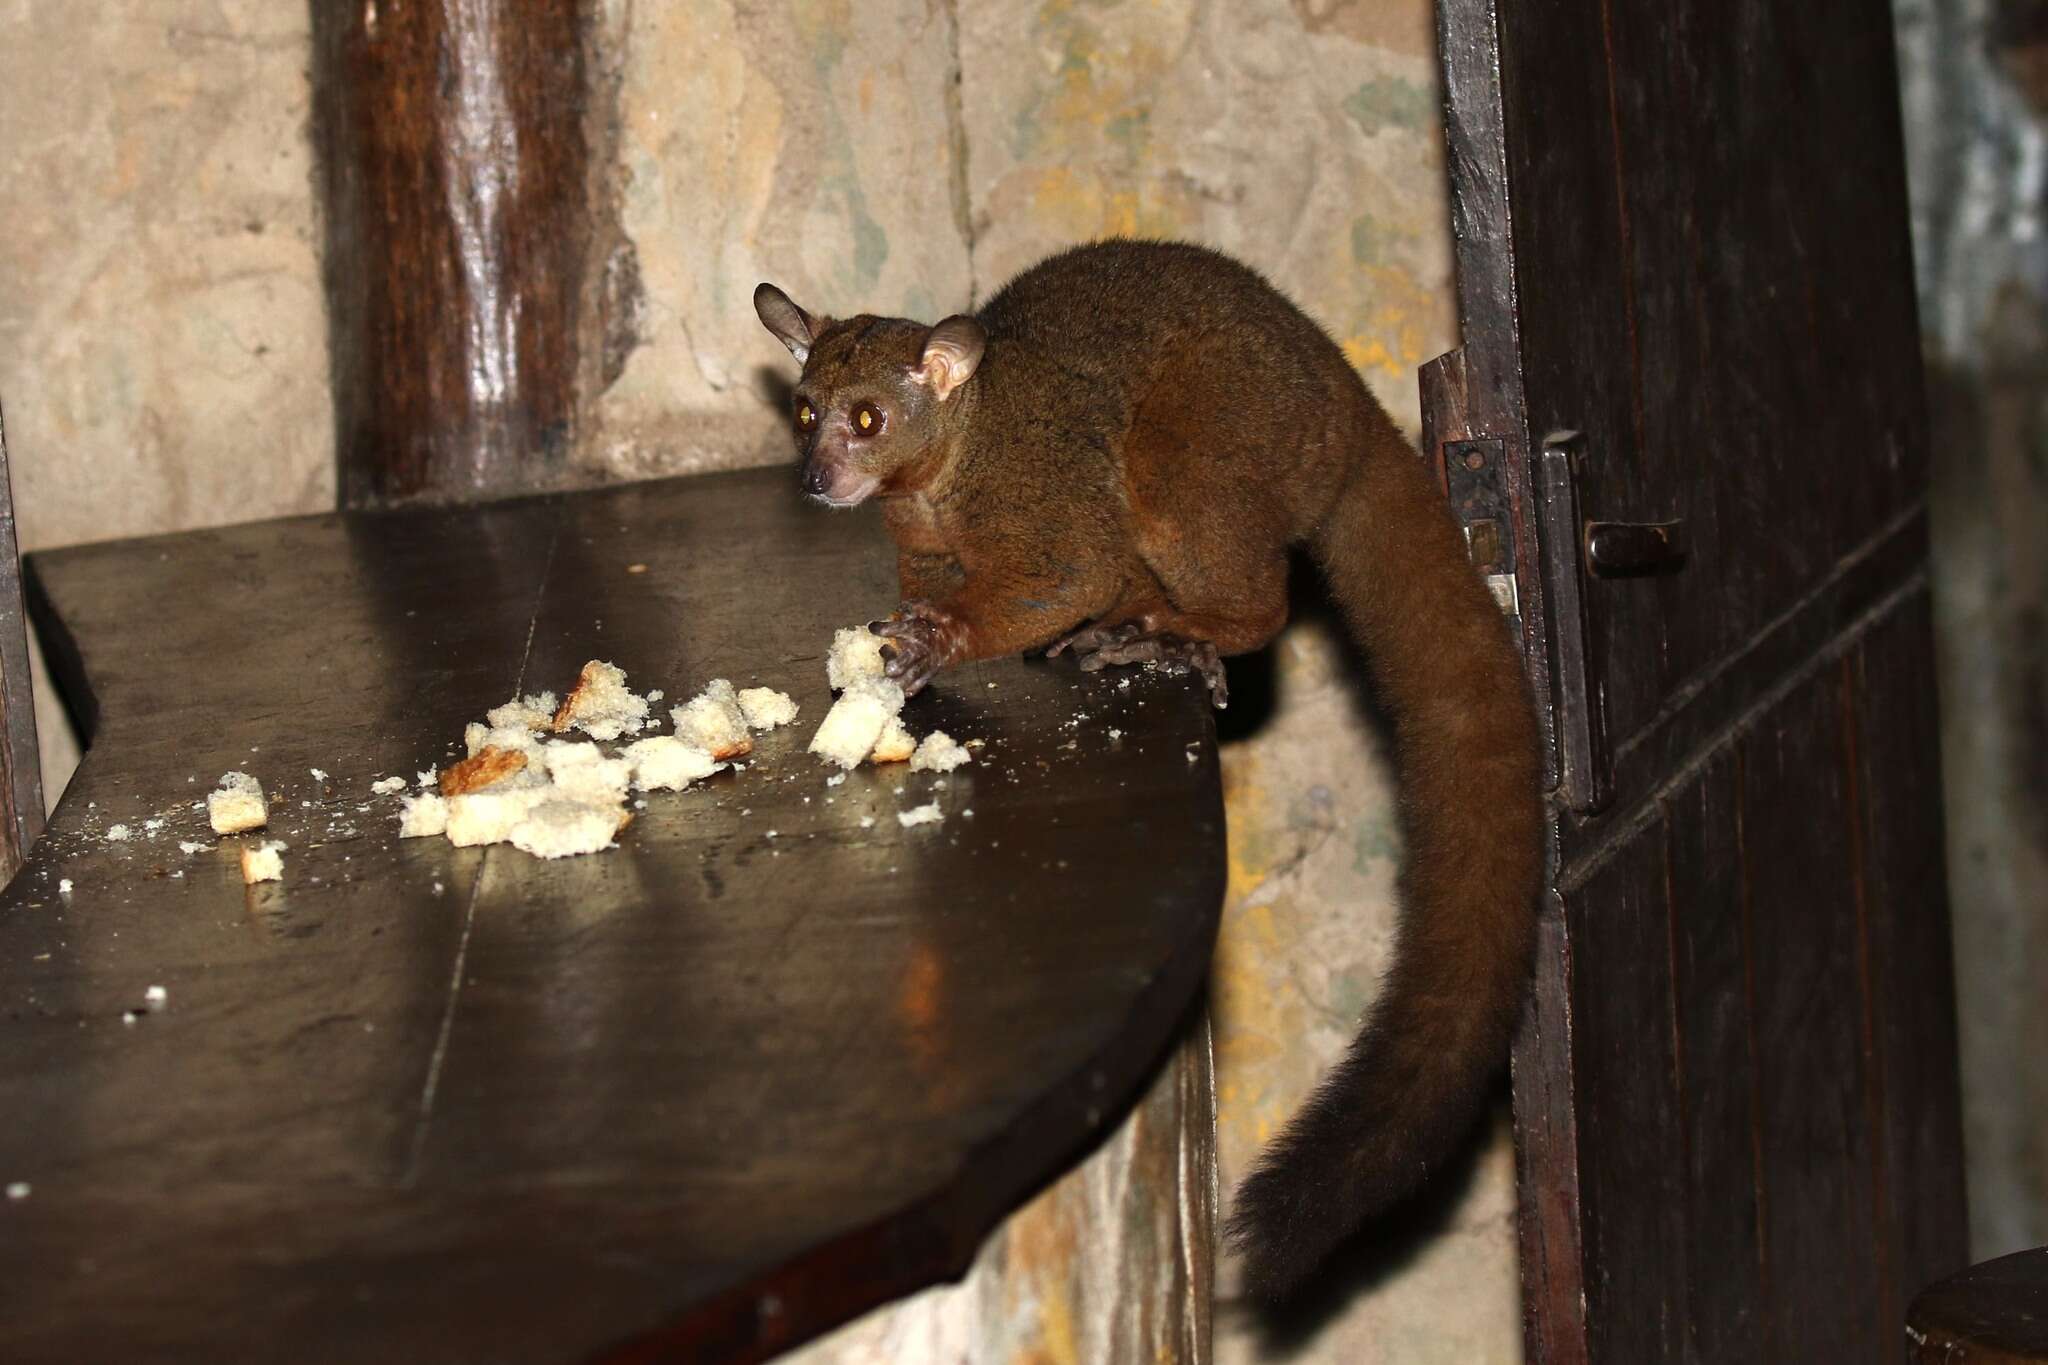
[795,399,817,430]
[851,401,883,438]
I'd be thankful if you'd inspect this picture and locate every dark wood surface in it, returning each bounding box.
[1907,1248,2048,1362]
[311,0,599,506]
[0,401,43,877]
[0,467,1225,1363]
[1433,0,1969,1358]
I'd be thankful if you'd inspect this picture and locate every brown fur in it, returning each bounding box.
[757,239,1544,1299]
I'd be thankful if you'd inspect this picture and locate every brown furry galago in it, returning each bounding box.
[755,239,1543,1300]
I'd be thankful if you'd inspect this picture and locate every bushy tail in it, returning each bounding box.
[1227,437,1545,1301]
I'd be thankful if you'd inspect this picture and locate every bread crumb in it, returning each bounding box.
[5,1182,27,1200]
[144,985,167,1008]
[309,767,328,782]
[439,745,529,796]
[826,627,890,691]
[208,772,268,834]
[106,824,132,842]
[808,677,906,769]
[897,803,943,828]
[550,661,650,741]
[909,731,971,773]
[416,769,437,789]
[737,686,799,730]
[58,878,72,894]
[240,842,284,884]
[870,716,916,764]
[370,776,407,796]
[624,736,725,791]
[672,680,753,760]
[178,841,209,855]
[398,792,449,838]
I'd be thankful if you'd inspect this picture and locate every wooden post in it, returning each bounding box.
[0,402,44,878]
[311,0,593,507]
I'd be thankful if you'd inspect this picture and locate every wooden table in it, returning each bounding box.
[1907,1247,2048,1363]
[0,468,1225,1363]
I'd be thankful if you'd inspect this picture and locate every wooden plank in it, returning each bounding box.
[1738,664,1885,1364]
[0,400,43,874]
[1664,751,1768,1363]
[310,0,594,506]
[1562,832,1690,1363]
[0,468,1225,1363]
[1511,889,1591,1365]
[1847,589,1969,1308]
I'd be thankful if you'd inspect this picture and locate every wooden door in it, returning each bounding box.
[1423,0,1970,1360]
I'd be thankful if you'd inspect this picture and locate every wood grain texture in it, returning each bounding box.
[1664,753,1769,1364]
[1850,590,1970,1306]
[1564,834,1689,1363]
[0,468,1225,1363]
[1738,666,1885,1364]
[311,0,593,506]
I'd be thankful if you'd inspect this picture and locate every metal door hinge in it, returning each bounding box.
[1418,353,1687,815]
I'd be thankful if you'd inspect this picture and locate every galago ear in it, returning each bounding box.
[914,315,986,402]
[754,283,819,366]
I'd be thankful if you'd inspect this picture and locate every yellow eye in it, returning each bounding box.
[858,408,872,430]
[796,401,815,429]
[851,401,883,437]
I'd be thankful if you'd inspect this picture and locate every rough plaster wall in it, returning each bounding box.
[1895,0,2048,1261]
[0,0,334,806]
[0,2,333,553]
[586,0,975,481]
[956,0,1455,438]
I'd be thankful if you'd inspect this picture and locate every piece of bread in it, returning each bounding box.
[486,691,559,732]
[550,660,651,741]
[869,715,916,764]
[897,802,944,828]
[240,841,284,883]
[508,799,629,860]
[808,677,906,769]
[546,752,633,806]
[465,721,549,764]
[398,792,449,838]
[207,772,268,835]
[826,627,889,691]
[909,730,971,773]
[439,745,529,796]
[737,686,799,730]
[672,680,753,760]
[444,787,552,847]
[624,736,725,791]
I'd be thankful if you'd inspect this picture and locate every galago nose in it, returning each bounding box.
[801,460,828,496]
